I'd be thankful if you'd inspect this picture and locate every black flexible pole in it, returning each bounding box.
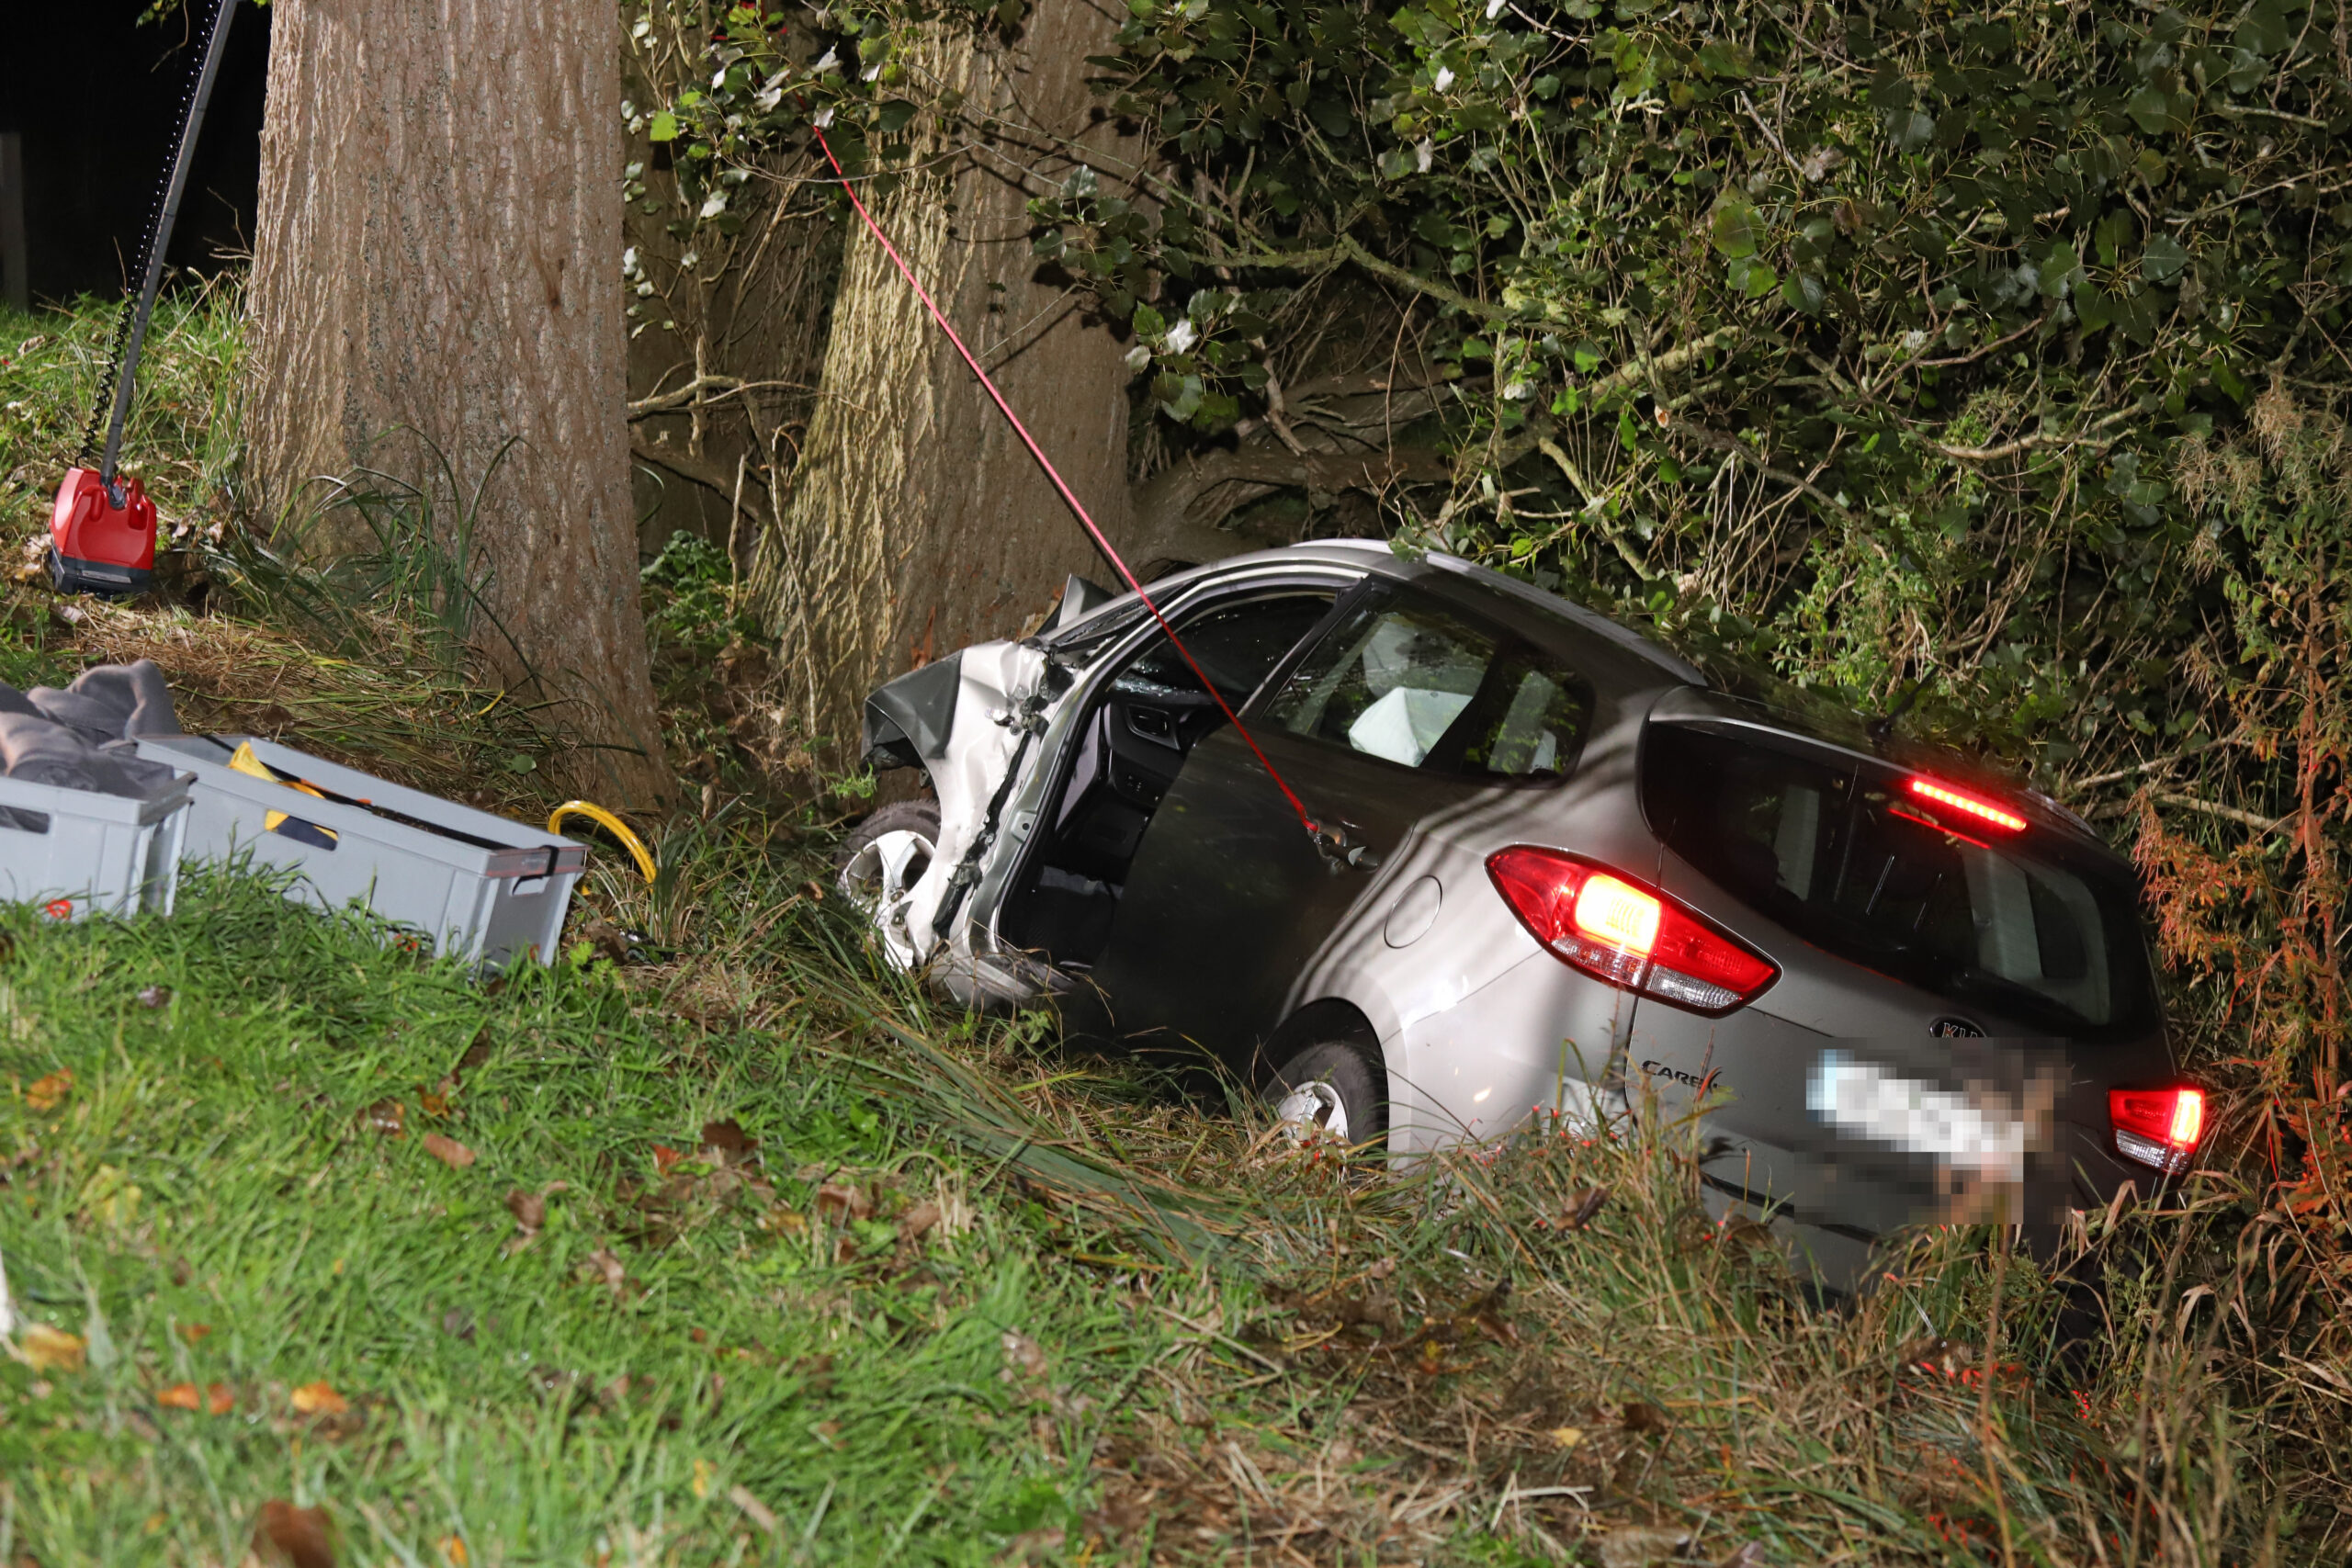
[98,0,239,503]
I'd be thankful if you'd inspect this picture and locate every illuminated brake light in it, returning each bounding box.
[1574,874,1660,954]
[2109,1086,2205,1175]
[1908,777,2028,833]
[2170,1088,2205,1146]
[1487,847,1778,1015]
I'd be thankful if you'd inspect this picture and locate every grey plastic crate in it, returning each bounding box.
[0,769,192,921]
[134,734,588,969]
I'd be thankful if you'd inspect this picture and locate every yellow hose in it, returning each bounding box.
[547,800,658,884]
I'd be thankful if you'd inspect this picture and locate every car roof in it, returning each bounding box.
[1051,541,2112,850]
[1078,539,1710,685]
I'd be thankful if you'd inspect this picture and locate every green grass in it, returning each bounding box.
[0,869,1235,1565]
[2,280,245,544]
[0,840,2324,1565]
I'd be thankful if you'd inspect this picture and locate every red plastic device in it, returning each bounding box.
[50,467,158,596]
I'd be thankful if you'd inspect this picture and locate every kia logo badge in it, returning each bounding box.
[1930,1017,1984,1038]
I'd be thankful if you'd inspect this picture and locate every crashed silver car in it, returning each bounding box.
[841,541,2199,1280]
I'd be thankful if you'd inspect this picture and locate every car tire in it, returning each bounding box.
[1264,1040,1385,1152]
[835,800,943,963]
[834,799,942,871]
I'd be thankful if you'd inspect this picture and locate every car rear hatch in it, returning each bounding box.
[1621,689,2180,1263]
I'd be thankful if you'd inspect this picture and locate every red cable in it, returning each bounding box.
[808,122,1320,839]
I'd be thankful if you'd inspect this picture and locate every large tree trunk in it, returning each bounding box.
[755,0,1151,770]
[243,0,672,807]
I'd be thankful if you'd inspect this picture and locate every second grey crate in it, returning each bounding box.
[133,734,586,969]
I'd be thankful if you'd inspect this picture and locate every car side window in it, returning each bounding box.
[1259,586,1595,781]
[1116,590,1340,703]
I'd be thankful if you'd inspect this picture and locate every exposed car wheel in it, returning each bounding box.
[1264,1040,1385,1153]
[836,799,942,966]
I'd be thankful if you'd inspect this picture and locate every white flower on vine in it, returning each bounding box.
[1164,320,1199,354]
[1434,66,1456,91]
[1415,138,1434,172]
[700,190,729,219]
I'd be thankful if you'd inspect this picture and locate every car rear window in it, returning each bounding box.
[1641,723,2158,1037]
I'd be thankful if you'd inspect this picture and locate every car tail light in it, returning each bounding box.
[1487,847,1778,1014]
[1907,776,2028,833]
[2109,1086,2205,1175]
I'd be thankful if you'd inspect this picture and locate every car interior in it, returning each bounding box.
[995,589,1340,967]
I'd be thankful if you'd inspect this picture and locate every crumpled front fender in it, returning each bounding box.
[888,640,1051,962]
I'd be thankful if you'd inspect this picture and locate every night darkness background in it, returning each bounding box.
[1,1,270,306]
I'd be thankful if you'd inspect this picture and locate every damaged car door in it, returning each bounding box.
[1090,577,1598,1077]
[991,570,1355,978]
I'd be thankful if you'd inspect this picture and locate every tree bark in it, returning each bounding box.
[244,0,672,807]
[755,0,1146,770]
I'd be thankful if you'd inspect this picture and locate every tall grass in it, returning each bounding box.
[1,276,245,542]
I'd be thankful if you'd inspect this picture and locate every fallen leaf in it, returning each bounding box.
[1597,1526,1692,1568]
[701,1119,756,1163]
[898,1200,943,1243]
[19,1323,85,1372]
[136,985,172,1009]
[1622,1400,1673,1436]
[253,1499,335,1568]
[208,1382,233,1415]
[581,919,633,966]
[158,1381,202,1410]
[652,1144,684,1177]
[422,1133,475,1169]
[438,1534,469,1567]
[82,1164,142,1229]
[24,1070,72,1112]
[582,1247,627,1297]
[506,1188,546,1233]
[418,1086,451,1119]
[359,1099,404,1137]
[453,1027,494,1079]
[729,1483,780,1535]
[1560,1186,1611,1230]
[182,1323,212,1344]
[691,1457,716,1499]
[1001,1330,1048,1382]
[1547,1425,1585,1450]
[815,1182,871,1223]
[290,1381,349,1416]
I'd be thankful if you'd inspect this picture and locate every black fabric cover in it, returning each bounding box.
[0,660,185,803]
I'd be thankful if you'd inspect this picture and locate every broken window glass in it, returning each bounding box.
[1261,586,1594,781]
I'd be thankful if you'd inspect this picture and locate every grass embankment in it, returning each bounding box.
[1,289,2340,1565]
